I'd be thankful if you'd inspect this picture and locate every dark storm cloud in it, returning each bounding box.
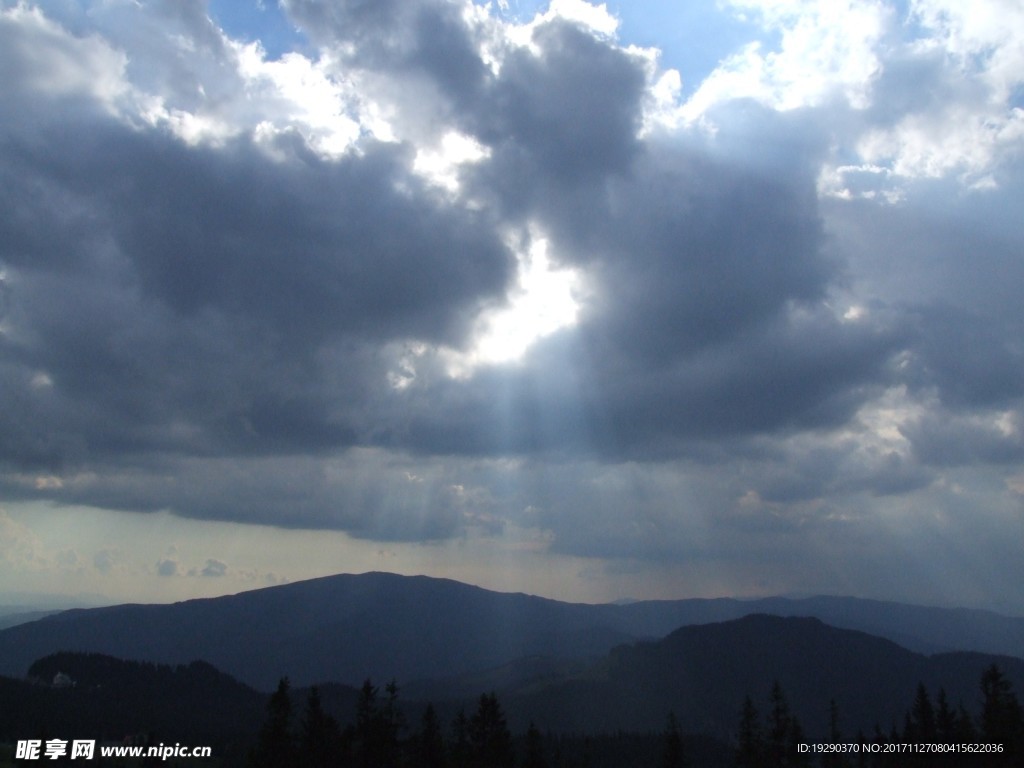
[284,0,489,111]
[0,0,906,529]
[392,304,900,460]
[910,307,1024,409]
[388,134,904,459]
[3,0,883,477]
[902,411,1024,468]
[569,149,828,357]
[822,190,1024,411]
[754,441,932,503]
[286,2,647,184]
[0,106,512,470]
[475,19,646,185]
[0,451,478,542]
[4,121,510,341]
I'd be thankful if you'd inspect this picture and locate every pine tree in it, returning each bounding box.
[978,664,1024,767]
[765,681,796,767]
[661,712,686,768]
[821,700,850,768]
[980,665,1023,741]
[883,721,901,768]
[788,713,812,767]
[299,686,342,768]
[735,695,764,768]
[955,701,977,743]
[907,683,936,743]
[382,679,407,758]
[251,677,296,768]
[522,721,547,768]
[356,680,378,734]
[469,692,515,768]
[413,703,447,768]
[354,679,403,768]
[935,688,957,745]
[450,709,471,768]
[868,724,887,768]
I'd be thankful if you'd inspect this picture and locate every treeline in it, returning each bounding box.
[4,653,263,749]
[247,679,727,768]
[250,678,523,768]
[10,652,1021,767]
[250,665,1023,768]
[733,663,1023,767]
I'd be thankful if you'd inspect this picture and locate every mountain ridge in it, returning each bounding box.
[0,571,1021,691]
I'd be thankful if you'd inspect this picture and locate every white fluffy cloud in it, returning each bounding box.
[663,0,1024,200]
[683,0,889,115]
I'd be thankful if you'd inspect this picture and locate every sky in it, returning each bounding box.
[1,0,1023,614]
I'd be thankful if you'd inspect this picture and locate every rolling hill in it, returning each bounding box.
[502,614,1024,738]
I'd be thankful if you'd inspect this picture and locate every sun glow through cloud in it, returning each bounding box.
[444,233,581,377]
[413,131,491,192]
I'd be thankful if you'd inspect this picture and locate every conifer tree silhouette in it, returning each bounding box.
[821,700,850,768]
[522,721,547,768]
[908,683,936,743]
[450,709,472,768]
[735,695,764,768]
[934,688,957,745]
[661,711,686,768]
[979,664,1024,767]
[413,703,447,768]
[469,692,514,768]
[299,686,342,768]
[251,677,295,768]
[354,679,403,768]
[736,683,809,768]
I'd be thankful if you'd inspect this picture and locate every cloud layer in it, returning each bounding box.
[1,0,1023,609]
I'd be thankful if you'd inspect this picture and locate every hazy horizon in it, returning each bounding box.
[4,568,1024,622]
